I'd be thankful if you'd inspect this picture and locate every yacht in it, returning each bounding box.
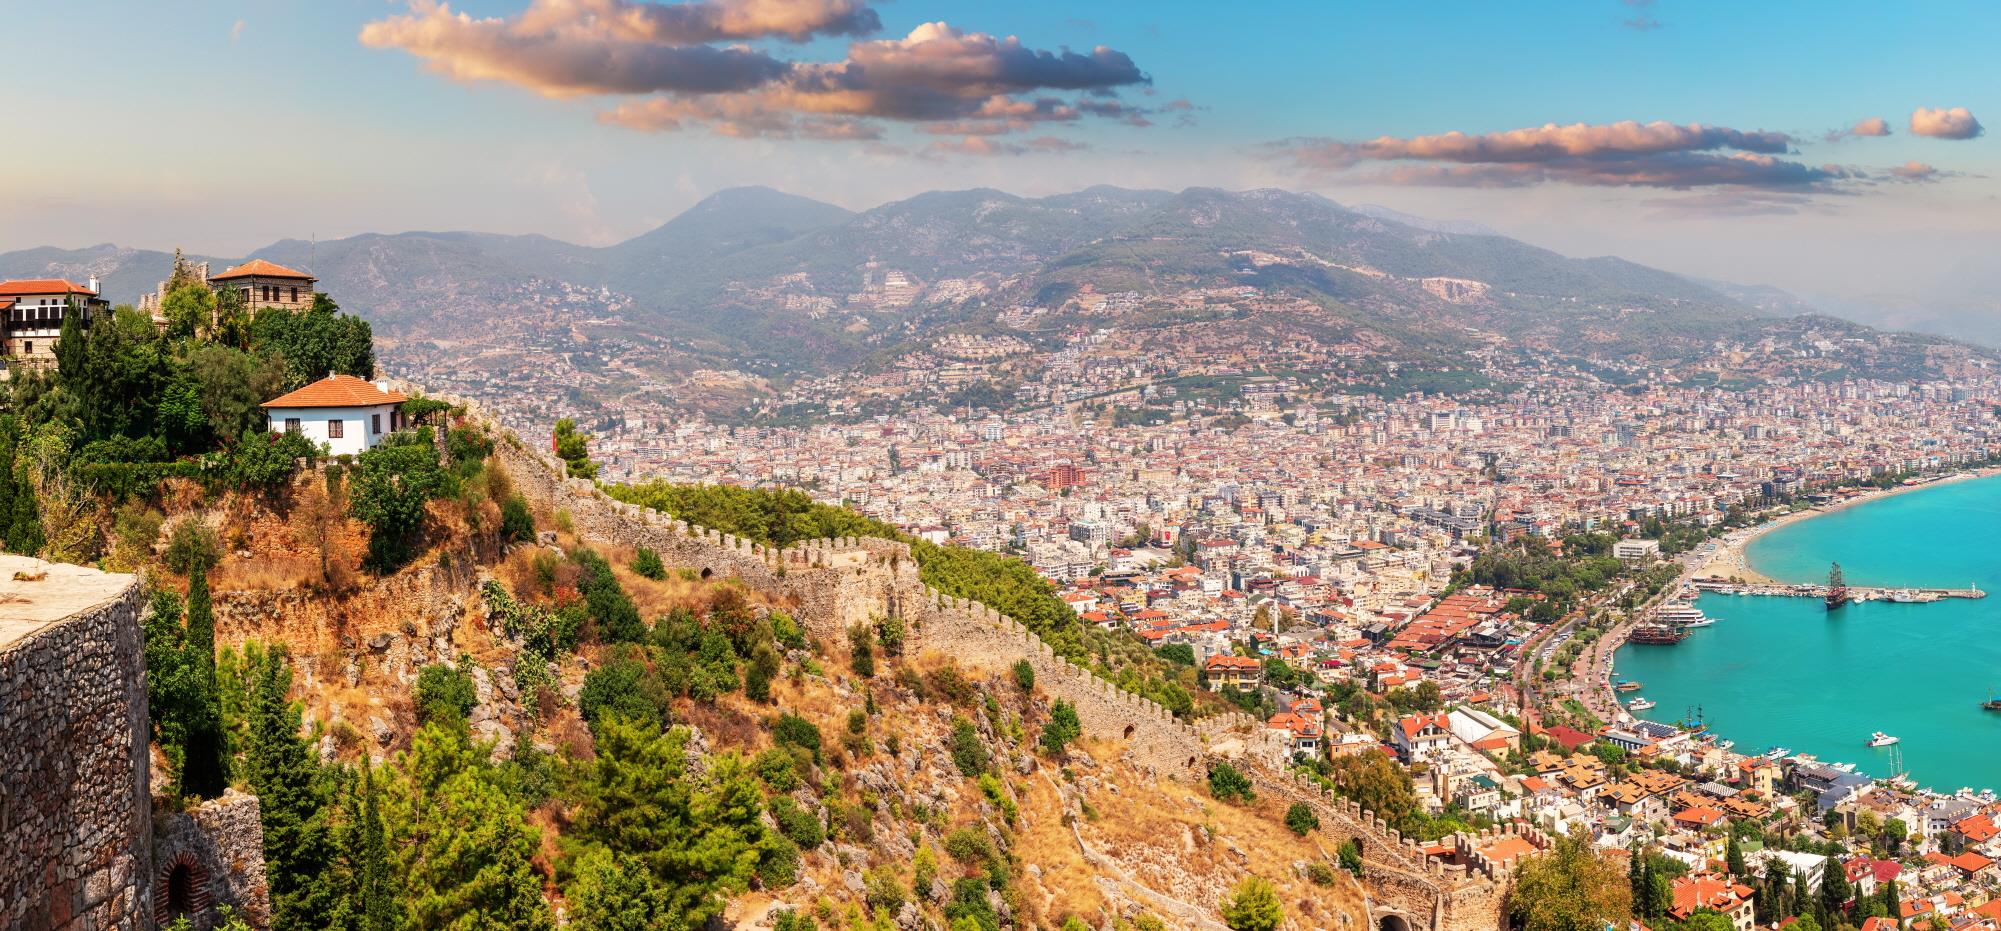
[1628,698,1657,711]
[1867,732,1900,747]
[1766,746,1791,759]
[1656,603,1716,628]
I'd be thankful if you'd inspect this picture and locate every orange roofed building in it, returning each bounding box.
[0,277,109,372]
[209,259,318,314]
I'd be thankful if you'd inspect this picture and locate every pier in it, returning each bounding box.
[1691,578,1984,602]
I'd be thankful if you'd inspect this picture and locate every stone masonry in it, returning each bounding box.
[0,558,152,931]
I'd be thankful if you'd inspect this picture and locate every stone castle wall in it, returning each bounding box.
[152,791,272,931]
[448,394,1511,931]
[0,575,152,931]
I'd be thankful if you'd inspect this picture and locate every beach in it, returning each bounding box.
[1694,468,2000,586]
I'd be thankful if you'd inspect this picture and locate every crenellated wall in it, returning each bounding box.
[435,392,1516,931]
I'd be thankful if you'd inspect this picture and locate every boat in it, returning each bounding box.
[1627,698,1656,711]
[1766,746,1791,759]
[1983,688,2001,711]
[1867,732,1899,747]
[1888,589,1922,603]
[1717,739,1735,751]
[1627,625,1689,645]
[1826,563,1850,610]
[1615,681,1644,693]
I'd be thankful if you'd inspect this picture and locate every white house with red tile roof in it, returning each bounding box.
[0,277,108,371]
[262,374,409,456]
[1392,712,1452,762]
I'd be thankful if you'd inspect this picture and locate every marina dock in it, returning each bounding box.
[1691,578,1984,601]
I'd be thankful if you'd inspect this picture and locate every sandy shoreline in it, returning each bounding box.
[1694,467,2001,585]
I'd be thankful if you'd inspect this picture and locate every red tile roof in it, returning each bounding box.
[0,278,97,297]
[262,374,407,410]
[208,258,314,281]
[1205,654,1261,671]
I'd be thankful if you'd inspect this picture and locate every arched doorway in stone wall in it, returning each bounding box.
[700,567,713,579]
[1378,913,1413,931]
[154,852,211,928]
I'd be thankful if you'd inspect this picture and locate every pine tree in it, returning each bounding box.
[567,717,770,929]
[333,759,401,931]
[244,646,336,931]
[1219,876,1284,931]
[384,725,552,930]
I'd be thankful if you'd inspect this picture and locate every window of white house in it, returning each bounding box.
[285,418,301,433]
[327,419,344,439]
[371,413,381,435]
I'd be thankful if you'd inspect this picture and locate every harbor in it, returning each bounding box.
[1689,577,1985,601]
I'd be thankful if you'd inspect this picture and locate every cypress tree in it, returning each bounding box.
[245,646,336,931]
[179,568,230,798]
[1820,858,1851,921]
[1727,833,1747,877]
[1881,879,1900,922]
[334,759,401,931]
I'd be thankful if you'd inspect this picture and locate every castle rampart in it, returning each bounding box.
[0,558,152,931]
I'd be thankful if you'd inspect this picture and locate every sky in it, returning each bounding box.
[3,0,1998,339]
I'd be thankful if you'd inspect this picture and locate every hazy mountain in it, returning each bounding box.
[2,185,1981,398]
[1350,204,1505,238]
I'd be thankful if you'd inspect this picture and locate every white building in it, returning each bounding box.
[261,374,410,456]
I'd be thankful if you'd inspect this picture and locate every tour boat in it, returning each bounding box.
[1627,625,1689,646]
[1627,698,1656,711]
[1867,732,1899,747]
[1615,681,1644,693]
[1982,689,2001,711]
[1656,603,1711,627]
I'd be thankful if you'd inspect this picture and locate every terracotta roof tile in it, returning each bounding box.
[209,259,315,281]
[262,375,408,410]
[0,278,97,296]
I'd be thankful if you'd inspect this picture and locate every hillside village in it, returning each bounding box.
[4,255,2001,931]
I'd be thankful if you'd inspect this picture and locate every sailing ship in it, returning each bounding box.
[1826,562,1850,610]
[1627,625,1689,645]
[1983,687,2001,712]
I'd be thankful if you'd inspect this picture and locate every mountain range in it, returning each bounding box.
[4,186,1986,413]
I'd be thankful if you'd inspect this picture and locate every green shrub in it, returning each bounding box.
[943,827,993,865]
[773,713,822,763]
[847,623,876,678]
[1208,762,1255,803]
[757,833,801,889]
[769,795,826,848]
[577,651,669,734]
[1338,837,1364,875]
[946,876,1000,931]
[1011,659,1035,691]
[1038,699,1081,755]
[1306,862,1337,886]
[414,662,477,727]
[500,495,535,543]
[1285,802,1319,835]
[754,747,800,792]
[926,666,975,705]
[949,716,989,777]
[874,615,905,657]
[631,546,666,580]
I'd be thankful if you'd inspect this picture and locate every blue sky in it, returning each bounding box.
[3,0,1997,331]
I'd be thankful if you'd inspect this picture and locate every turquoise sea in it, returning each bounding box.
[1612,474,2001,792]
